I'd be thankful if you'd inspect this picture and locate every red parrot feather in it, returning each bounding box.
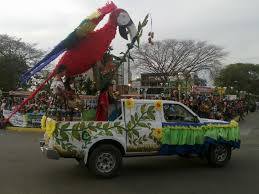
[57,18,117,77]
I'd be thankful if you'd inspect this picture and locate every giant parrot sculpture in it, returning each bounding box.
[7,1,137,121]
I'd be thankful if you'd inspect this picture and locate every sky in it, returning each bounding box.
[1,0,259,66]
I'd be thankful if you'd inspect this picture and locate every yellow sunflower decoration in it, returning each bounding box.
[230,120,239,128]
[45,118,57,138]
[152,128,163,140]
[154,100,163,111]
[41,115,47,131]
[125,98,135,109]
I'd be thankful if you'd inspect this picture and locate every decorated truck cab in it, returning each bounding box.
[40,99,240,178]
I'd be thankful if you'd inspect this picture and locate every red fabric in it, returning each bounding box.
[96,91,109,121]
[98,2,117,15]
[91,2,117,25]
[57,13,118,77]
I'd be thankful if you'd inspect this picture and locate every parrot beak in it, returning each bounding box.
[119,22,137,41]
[117,11,137,41]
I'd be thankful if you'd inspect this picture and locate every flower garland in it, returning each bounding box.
[45,118,57,138]
[154,100,163,111]
[125,98,135,109]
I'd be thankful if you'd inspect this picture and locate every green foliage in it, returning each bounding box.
[215,63,259,95]
[79,77,97,95]
[0,55,27,91]
[0,34,44,91]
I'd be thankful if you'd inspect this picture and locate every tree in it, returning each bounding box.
[0,34,44,91]
[214,63,259,95]
[193,74,207,86]
[132,39,227,83]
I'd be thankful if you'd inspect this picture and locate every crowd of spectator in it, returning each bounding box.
[180,95,249,121]
[0,91,257,124]
[158,92,256,121]
[0,92,50,115]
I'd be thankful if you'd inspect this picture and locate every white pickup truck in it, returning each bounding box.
[40,99,240,178]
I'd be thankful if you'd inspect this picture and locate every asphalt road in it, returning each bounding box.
[1,112,259,194]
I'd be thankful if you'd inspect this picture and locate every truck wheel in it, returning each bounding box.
[208,144,231,167]
[88,144,122,178]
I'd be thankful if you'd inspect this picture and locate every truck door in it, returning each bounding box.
[162,103,200,127]
[124,101,162,153]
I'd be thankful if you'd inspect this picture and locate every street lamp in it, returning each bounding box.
[128,83,131,94]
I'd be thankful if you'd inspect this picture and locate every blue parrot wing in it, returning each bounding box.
[21,31,79,84]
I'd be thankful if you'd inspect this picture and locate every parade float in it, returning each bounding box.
[6,2,240,178]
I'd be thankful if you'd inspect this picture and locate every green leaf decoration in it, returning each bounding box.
[82,131,91,143]
[103,123,110,129]
[117,128,123,135]
[61,143,65,150]
[127,121,132,129]
[132,129,140,137]
[142,116,150,120]
[61,123,70,130]
[79,122,86,130]
[72,123,80,130]
[105,130,113,136]
[56,139,60,145]
[141,104,146,114]
[89,127,97,132]
[72,129,81,141]
[60,131,69,142]
[137,36,140,48]
[138,21,142,31]
[131,115,135,124]
[138,122,148,128]
[141,14,149,27]
[96,122,102,128]
[143,135,147,141]
[114,122,121,127]
[88,121,94,127]
[134,112,139,121]
[148,105,155,112]
[128,132,132,139]
[139,29,143,37]
[147,112,155,120]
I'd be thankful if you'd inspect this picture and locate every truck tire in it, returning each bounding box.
[207,144,231,167]
[88,144,122,178]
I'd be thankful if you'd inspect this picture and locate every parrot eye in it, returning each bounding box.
[117,12,131,26]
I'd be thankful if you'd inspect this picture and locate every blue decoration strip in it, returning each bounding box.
[159,137,240,156]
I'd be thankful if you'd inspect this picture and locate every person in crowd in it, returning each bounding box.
[96,82,110,121]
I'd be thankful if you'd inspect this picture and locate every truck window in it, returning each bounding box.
[108,101,122,121]
[163,104,196,123]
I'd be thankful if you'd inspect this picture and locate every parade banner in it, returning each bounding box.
[3,110,44,128]
[3,110,27,127]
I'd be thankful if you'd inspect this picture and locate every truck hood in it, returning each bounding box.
[199,118,229,125]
